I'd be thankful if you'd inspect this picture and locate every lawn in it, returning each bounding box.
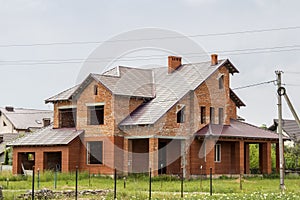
[0,171,299,199]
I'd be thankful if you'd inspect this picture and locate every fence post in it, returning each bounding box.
[200,165,203,192]
[54,169,57,189]
[149,168,152,200]
[114,168,117,200]
[123,177,126,189]
[75,166,78,200]
[37,168,40,189]
[181,167,184,198]
[210,167,212,196]
[89,169,91,187]
[32,166,35,200]
[240,172,243,190]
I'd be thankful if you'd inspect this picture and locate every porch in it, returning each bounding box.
[124,137,184,176]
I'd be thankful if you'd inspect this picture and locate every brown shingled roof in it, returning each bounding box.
[196,119,280,140]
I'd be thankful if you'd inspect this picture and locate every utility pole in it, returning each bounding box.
[275,70,286,191]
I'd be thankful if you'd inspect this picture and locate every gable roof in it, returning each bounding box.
[45,66,155,103]
[120,59,235,125]
[269,119,300,141]
[196,119,280,140]
[45,85,80,103]
[45,58,242,126]
[7,125,83,146]
[0,107,53,130]
[86,66,155,98]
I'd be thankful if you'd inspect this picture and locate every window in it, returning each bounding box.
[214,144,221,162]
[219,75,224,89]
[28,153,35,161]
[94,85,98,95]
[210,107,215,124]
[87,141,103,164]
[88,105,104,125]
[218,108,224,125]
[2,121,7,127]
[177,106,185,123]
[200,106,206,124]
[59,108,77,128]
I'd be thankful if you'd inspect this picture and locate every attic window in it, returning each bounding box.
[3,121,7,127]
[177,106,185,123]
[94,85,98,95]
[35,120,42,124]
[219,75,224,89]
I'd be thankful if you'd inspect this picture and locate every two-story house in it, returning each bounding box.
[9,55,280,177]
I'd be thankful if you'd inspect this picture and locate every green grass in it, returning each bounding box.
[0,171,299,199]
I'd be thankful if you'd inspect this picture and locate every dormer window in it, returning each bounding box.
[219,75,224,89]
[177,105,185,123]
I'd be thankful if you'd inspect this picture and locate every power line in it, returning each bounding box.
[1,44,300,66]
[232,80,276,90]
[0,25,300,48]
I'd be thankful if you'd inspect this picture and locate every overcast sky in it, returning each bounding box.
[0,0,300,127]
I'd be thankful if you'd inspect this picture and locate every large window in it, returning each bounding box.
[200,106,206,124]
[218,108,224,125]
[177,106,185,123]
[87,141,103,164]
[214,144,221,162]
[210,107,215,124]
[88,105,104,125]
[59,108,77,128]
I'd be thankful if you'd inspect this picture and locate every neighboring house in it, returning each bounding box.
[9,55,280,177]
[269,119,300,146]
[0,106,53,162]
[0,107,53,134]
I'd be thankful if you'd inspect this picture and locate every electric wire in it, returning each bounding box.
[232,80,276,90]
[1,44,300,66]
[0,25,300,47]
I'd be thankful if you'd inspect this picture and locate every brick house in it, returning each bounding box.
[9,55,280,177]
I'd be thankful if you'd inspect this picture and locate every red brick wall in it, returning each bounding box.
[12,145,70,174]
[77,80,114,136]
[80,135,115,175]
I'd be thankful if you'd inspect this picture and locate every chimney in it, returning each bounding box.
[168,56,182,73]
[43,118,51,127]
[211,54,218,66]
[5,106,14,112]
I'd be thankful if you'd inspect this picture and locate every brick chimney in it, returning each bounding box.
[43,118,51,127]
[211,54,218,66]
[168,56,182,73]
[5,106,14,112]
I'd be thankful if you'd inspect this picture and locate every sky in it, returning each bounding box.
[0,0,300,127]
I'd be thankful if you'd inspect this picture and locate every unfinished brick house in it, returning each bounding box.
[10,55,280,177]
